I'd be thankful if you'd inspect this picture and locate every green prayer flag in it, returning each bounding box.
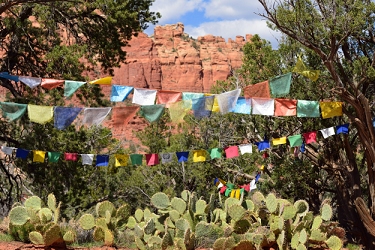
[297,100,320,117]
[139,104,165,123]
[210,148,222,159]
[130,154,143,165]
[269,72,292,97]
[64,80,86,97]
[0,102,27,121]
[48,152,61,163]
[288,134,303,147]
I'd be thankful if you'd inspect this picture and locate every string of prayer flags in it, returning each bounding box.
[297,100,320,117]
[210,148,223,159]
[230,97,251,114]
[0,72,19,82]
[255,140,271,151]
[64,153,78,161]
[224,146,239,159]
[288,134,303,147]
[82,107,111,126]
[47,152,61,163]
[156,90,182,108]
[269,72,292,97]
[96,155,109,167]
[293,56,320,81]
[336,123,349,134]
[89,76,112,85]
[132,88,157,106]
[0,102,27,121]
[81,154,94,165]
[139,104,165,123]
[192,95,214,118]
[146,153,159,166]
[320,101,343,119]
[33,150,46,162]
[1,146,14,155]
[320,127,335,139]
[114,154,128,167]
[64,81,86,97]
[274,99,297,116]
[110,85,134,102]
[252,98,274,116]
[176,151,189,162]
[19,76,41,88]
[204,94,220,112]
[239,144,252,155]
[54,107,82,130]
[112,106,140,127]
[130,154,143,165]
[168,100,192,123]
[182,92,204,101]
[216,89,241,114]
[303,131,317,144]
[27,104,54,124]
[192,150,207,162]
[272,137,287,146]
[160,153,174,164]
[16,148,29,159]
[244,80,271,98]
[41,78,64,90]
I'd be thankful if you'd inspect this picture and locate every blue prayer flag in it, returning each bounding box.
[230,97,251,114]
[0,72,19,82]
[176,152,189,162]
[16,148,29,159]
[96,155,109,167]
[54,107,82,130]
[110,85,134,102]
[336,123,349,134]
[255,140,270,151]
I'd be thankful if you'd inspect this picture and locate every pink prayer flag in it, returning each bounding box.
[303,131,317,144]
[146,153,159,166]
[64,152,78,161]
[41,78,65,89]
[156,90,182,108]
[225,146,239,159]
[274,99,297,116]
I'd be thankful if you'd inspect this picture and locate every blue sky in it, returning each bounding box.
[145,0,281,48]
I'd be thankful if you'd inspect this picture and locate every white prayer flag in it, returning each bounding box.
[132,89,157,106]
[239,144,253,155]
[81,154,94,165]
[19,76,41,88]
[252,98,275,116]
[250,179,257,191]
[217,89,241,114]
[83,107,111,126]
[160,153,174,164]
[1,146,14,155]
[320,127,335,139]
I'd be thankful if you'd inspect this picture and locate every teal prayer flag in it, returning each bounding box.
[210,148,223,159]
[297,100,320,117]
[48,152,61,163]
[139,104,165,122]
[288,134,303,147]
[269,72,292,97]
[0,102,27,121]
[64,80,86,97]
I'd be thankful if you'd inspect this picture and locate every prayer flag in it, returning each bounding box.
[83,107,111,126]
[0,72,19,82]
[16,148,29,159]
[252,98,275,116]
[130,154,143,165]
[112,106,139,127]
[293,56,320,81]
[209,148,222,159]
[255,140,270,151]
[132,88,157,105]
[33,150,46,163]
[192,96,214,118]
[156,90,182,108]
[320,127,335,139]
[250,179,257,191]
[193,150,207,162]
[169,100,192,123]
[47,152,61,163]
[1,146,14,155]
[274,99,297,116]
[230,97,251,114]
[28,104,54,124]
[225,146,239,159]
[336,123,349,134]
[139,104,165,123]
[160,153,174,164]
[96,155,109,167]
[176,152,189,162]
[146,154,159,166]
[41,78,64,89]
[216,89,241,114]
[0,102,27,121]
[244,80,271,98]
[64,153,78,161]
[64,81,86,97]
[288,134,303,147]
[110,85,133,102]
[54,107,82,130]
[297,100,320,117]
[204,94,220,112]
[239,144,252,155]
[320,101,343,119]
[114,154,129,167]
[300,143,306,153]
[269,72,292,97]
[81,154,94,165]
[89,76,112,85]
[19,76,41,88]
[303,131,317,144]
[272,137,287,146]
[182,92,204,101]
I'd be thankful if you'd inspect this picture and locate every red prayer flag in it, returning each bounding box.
[64,152,78,161]
[41,78,64,90]
[146,153,159,166]
[303,131,317,144]
[225,146,239,159]
[219,186,227,194]
[156,90,182,108]
[274,99,297,116]
[244,80,271,98]
[112,106,140,127]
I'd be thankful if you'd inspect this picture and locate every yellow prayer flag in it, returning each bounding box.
[205,94,220,112]
[272,137,287,146]
[293,56,320,81]
[320,101,343,119]
[33,150,46,163]
[260,165,265,171]
[114,154,129,167]
[193,150,207,162]
[235,189,241,199]
[27,104,54,124]
[230,190,235,198]
[89,76,112,85]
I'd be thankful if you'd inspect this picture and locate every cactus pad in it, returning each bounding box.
[9,206,29,226]
[294,200,309,217]
[24,196,42,211]
[296,244,307,250]
[126,216,137,229]
[144,219,155,235]
[175,218,190,232]
[93,226,104,241]
[169,209,181,222]
[96,217,108,229]
[291,232,299,249]
[233,219,251,234]
[244,199,255,212]
[63,230,76,244]
[252,191,265,205]
[310,228,326,242]
[29,231,44,245]
[195,199,207,215]
[104,229,114,246]
[38,208,53,222]
[227,204,246,222]
[224,198,240,212]
[266,193,278,213]
[312,215,323,230]
[171,197,187,215]
[161,230,173,249]
[233,240,255,250]
[96,201,115,217]
[299,228,307,244]
[213,237,226,250]
[151,192,170,210]
[181,190,190,202]
[321,203,333,221]
[135,208,144,222]
[282,205,297,220]
[116,203,131,221]
[79,214,95,230]
[43,224,61,246]
[325,235,343,250]
[47,194,56,212]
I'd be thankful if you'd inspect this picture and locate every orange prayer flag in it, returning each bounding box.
[112,106,139,127]
[274,99,297,116]
[41,78,64,90]
[156,90,182,108]
[244,80,271,98]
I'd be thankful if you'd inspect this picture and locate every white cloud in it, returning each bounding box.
[184,19,280,48]
[150,0,203,23]
[203,0,266,20]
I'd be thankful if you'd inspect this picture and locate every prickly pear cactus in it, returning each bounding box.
[151,192,171,210]
[9,206,29,226]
